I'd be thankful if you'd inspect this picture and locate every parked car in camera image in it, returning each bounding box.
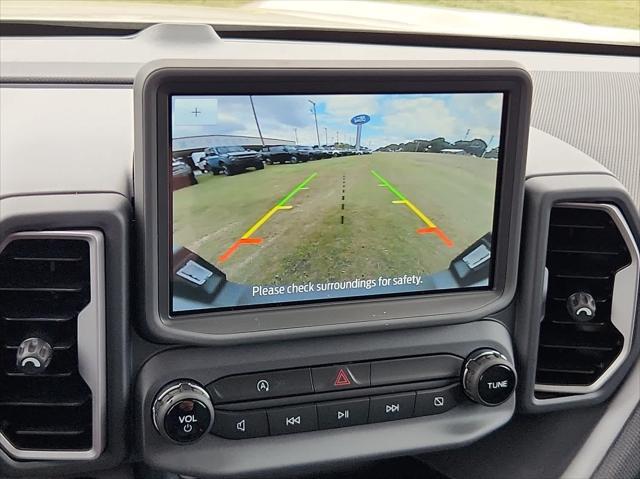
[260,145,304,164]
[191,151,207,171]
[325,147,340,157]
[313,146,333,159]
[171,160,198,191]
[202,145,264,176]
[295,145,324,161]
[195,154,209,172]
[333,148,350,157]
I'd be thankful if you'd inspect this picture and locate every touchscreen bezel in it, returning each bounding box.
[135,61,531,343]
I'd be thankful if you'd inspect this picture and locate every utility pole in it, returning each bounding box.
[324,127,328,146]
[308,100,321,147]
[293,128,299,145]
[336,131,339,145]
[482,135,494,158]
[249,96,265,146]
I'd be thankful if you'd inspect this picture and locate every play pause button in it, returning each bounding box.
[317,398,369,429]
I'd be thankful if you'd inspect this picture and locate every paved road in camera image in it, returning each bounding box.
[173,152,497,285]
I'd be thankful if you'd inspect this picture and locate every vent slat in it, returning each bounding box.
[0,396,89,407]
[0,237,93,451]
[2,314,74,323]
[551,297,608,304]
[14,427,86,437]
[550,223,605,230]
[4,371,73,378]
[553,273,612,281]
[549,249,620,255]
[539,343,615,352]
[550,320,607,327]
[4,343,73,351]
[537,367,596,375]
[0,285,85,293]
[1,302,83,320]
[11,256,83,262]
[535,206,630,393]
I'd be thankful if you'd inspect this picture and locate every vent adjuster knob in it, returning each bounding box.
[567,292,597,322]
[16,337,53,374]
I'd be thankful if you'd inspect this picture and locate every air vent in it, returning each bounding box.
[536,204,639,396]
[0,232,105,460]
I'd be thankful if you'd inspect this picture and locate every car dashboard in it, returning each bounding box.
[0,23,639,479]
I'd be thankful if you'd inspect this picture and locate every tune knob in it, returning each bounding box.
[152,380,214,444]
[16,337,53,374]
[462,349,516,406]
[567,292,596,321]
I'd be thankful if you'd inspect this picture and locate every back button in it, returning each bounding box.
[211,409,268,439]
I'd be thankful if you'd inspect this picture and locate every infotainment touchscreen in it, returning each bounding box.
[169,92,505,314]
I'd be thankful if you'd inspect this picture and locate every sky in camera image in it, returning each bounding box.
[172,93,503,150]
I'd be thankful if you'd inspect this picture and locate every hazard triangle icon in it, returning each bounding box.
[334,368,352,386]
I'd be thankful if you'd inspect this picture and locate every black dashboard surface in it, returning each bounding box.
[0,23,639,479]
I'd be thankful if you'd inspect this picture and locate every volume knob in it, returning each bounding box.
[462,349,516,406]
[152,380,214,444]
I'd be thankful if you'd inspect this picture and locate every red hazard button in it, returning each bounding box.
[334,368,352,386]
[311,363,371,392]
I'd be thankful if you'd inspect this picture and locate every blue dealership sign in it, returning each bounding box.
[350,114,371,125]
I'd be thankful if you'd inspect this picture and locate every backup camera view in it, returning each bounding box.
[170,93,503,313]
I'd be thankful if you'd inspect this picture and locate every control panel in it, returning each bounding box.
[138,320,517,478]
[151,350,516,443]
